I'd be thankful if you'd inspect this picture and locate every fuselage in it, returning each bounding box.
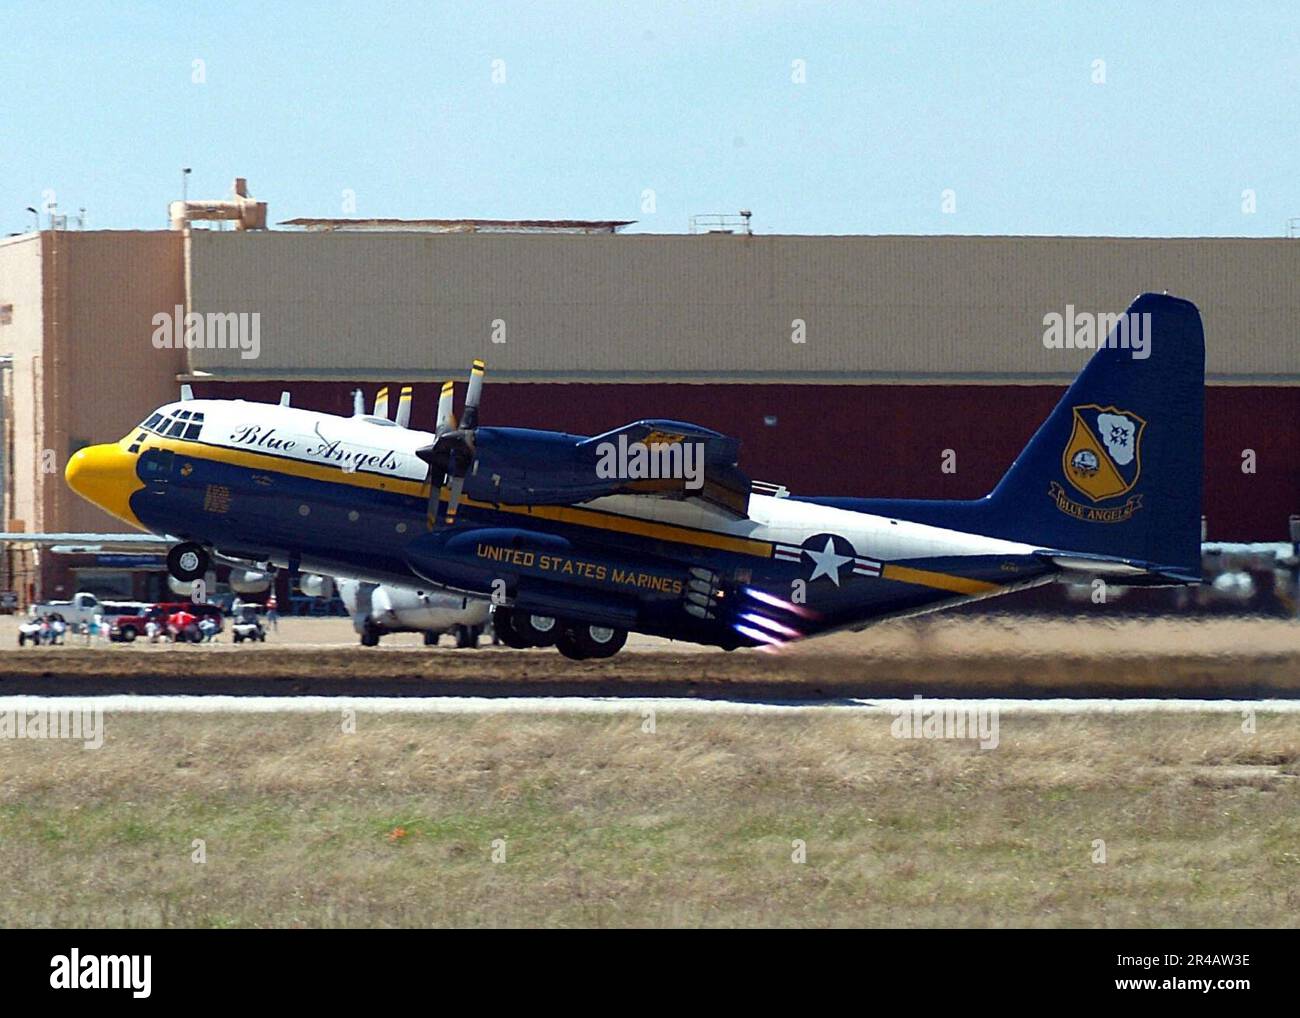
[66,398,1057,648]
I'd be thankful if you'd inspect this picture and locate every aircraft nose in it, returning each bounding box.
[65,443,143,527]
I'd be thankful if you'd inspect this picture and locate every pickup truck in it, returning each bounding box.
[28,591,147,626]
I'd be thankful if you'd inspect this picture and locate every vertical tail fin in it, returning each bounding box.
[987,292,1204,580]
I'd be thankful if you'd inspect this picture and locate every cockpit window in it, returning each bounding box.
[142,408,205,440]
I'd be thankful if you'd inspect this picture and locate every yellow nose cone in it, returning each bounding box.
[65,443,144,528]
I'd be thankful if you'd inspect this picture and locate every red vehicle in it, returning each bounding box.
[109,602,223,642]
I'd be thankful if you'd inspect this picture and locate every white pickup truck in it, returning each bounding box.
[28,591,147,625]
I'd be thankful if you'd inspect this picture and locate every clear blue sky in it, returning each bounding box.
[3,1,1298,237]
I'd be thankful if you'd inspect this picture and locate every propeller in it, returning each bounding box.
[395,385,412,428]
[417,359,485,528]
[374,386,390,419]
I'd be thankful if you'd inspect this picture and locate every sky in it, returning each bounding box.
[2,1,1299,237]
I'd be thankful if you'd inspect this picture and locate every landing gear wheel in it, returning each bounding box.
[359,626,380,647]
[514,612,558,647]
[167,542,209,582]
[492,608,531,649]
[423,630,438,646]
[556,624,628,660]
[455,624,480,649]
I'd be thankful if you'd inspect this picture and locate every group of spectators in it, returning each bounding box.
[20,613,69,645]
[140,607,221,643]
[17,595,280,646]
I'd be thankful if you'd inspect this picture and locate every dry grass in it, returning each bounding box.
[2,710,1299,927]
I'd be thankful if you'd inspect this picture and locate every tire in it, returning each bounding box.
[514,612,559,647]
[119,627,137,643]
[167,543,209,582]
[360,628,380,647]
[423,631,438,647]
[233,633,243,643]
[555,630,587,660]
[492,608,531,649]
[557,623,627,660]
[17,633,25,647]
[455,625,479,649]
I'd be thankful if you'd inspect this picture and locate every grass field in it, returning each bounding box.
[2,709,1299,927]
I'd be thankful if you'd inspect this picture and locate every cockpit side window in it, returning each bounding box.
[166,418,187,438]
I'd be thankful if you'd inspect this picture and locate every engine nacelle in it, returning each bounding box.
[335,577,489,635]
[228,568,272,594]
[299,573,335,599]
[167,570,217,597]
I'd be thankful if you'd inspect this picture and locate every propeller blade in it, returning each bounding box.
[373,386,390,419]
[422,361,485,530]
[462,359,485,430]
[351,389,364,416]
[435,380,455,434]
[445,472,466,525]
[395,385,412,428]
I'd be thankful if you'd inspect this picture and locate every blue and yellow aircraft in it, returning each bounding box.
[54,293,1203,659]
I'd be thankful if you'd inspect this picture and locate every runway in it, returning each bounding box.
[4,694,1300,715]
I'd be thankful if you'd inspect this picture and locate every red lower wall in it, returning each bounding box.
[193,381,1300,543]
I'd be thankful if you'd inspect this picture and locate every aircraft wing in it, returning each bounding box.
[466,419,753,518]
[0,533,175,553]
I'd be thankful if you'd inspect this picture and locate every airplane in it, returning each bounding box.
[53,292,1204,659]
[302,573,492,647]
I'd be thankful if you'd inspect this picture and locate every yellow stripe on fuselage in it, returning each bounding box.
[881,563,999,595]
[131,434,775,558]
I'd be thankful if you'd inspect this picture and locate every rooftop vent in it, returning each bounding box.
[689,210,753,235]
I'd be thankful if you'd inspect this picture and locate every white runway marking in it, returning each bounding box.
[0,695,1297,716]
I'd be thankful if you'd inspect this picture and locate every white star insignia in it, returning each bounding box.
[805,536,852,586]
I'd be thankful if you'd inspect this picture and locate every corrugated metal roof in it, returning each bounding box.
[186,232,1300,383]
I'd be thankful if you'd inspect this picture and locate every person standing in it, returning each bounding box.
[266,595,279,633]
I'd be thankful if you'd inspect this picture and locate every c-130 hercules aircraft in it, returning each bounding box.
[57,293,1203,659]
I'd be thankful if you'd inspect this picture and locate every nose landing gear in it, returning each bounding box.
[167,542,210,582]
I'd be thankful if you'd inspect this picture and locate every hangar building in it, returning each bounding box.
[1,194,1296,600]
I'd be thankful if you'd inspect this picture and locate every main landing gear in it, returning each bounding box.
[167,542,210,582]
[492,606,627,660]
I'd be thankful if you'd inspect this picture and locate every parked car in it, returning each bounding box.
[109,601,224,642]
